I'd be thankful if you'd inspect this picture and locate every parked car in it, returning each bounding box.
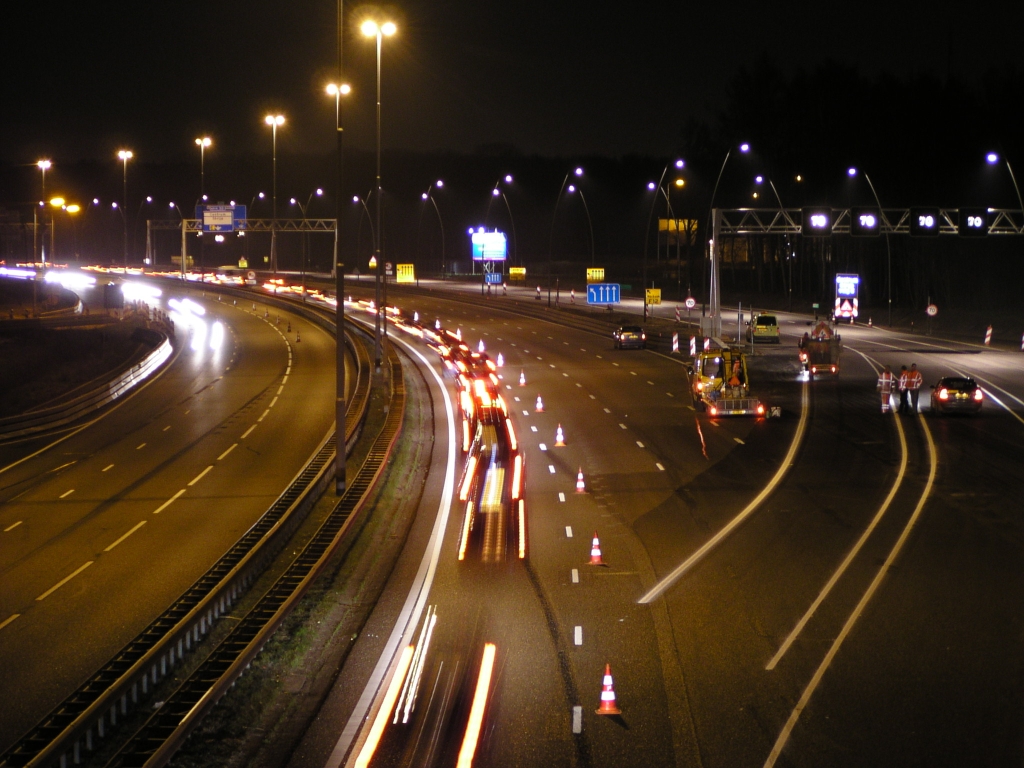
[613,325,646,349]
[931,376,983,415]
[747,313,780,343]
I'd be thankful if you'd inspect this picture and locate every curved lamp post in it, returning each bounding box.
[421,180,445,278]
[644,159,685,320]
[290,188,323,300]
[488,177,518,268]
[566,182,594,266]
[547,167,583,306]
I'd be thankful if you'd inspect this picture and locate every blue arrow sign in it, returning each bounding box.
[587,283,620,304]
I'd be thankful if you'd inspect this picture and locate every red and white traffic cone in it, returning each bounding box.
[555,424,565,446]
[535,395,544,412]
[675,305,680,323]
[589,531,604,564]
[296,330,301,343]
[868,317,873,327]
[570,289,575,304]
[985,325,993,346]
[596,664,621,715]
[536,286,541,300]
[497,353,504,367]
[478,339,485,352]
[519,370,526,386]
[576,469,586,493]
[503,283,507,296]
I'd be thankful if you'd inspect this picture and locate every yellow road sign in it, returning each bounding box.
[509,267,527,280]
[586,268,605,283]
[396,263,415,284]
[646,288,662,305]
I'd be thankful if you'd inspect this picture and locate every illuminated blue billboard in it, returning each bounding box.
[470,229,507,261]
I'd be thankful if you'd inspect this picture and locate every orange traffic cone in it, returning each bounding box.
[536,395,544,412]
[478,339,485,352]
[497,353,504,367]
[596,664,621,715]
[589,531,604,564]
[576,469,586,493]
[555,425,565,446]
[296,330,301,342]
[519,371,526,386]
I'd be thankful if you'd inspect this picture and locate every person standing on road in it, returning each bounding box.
[878,365,894,413]
[907,363,924,413]
[897,365,910,414]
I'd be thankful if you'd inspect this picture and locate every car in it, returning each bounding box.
[747,313,780,343]
[931,376,983,415]
[613,325,646,349]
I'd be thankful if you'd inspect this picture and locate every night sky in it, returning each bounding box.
[3,0,1021,165]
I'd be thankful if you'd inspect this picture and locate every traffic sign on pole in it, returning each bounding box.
[586,283,620,304]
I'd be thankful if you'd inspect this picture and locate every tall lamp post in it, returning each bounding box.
[195,137,212,198]
[847,168,892,325]
[332,0,348,495]
[644,160,684,320]
[118,150,133,267]
[566,182,595,266]
[264,114,285,273]
[421,180,445,278]
[986,152,1024,224]
[36,160,51,263]
[548,167,583,307]
[488,177,518,267]
[290,188,323,300]
[703,142,750,336]
[361,18,396,368]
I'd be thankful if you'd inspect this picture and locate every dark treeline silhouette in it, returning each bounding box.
[2,58,1021,310]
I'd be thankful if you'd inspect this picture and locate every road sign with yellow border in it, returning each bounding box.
[586,268,605,283]
[396,264,415,284]
[509,267,526,280]
[646,288,662,305]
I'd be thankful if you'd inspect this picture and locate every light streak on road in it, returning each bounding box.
[353,645,415,768]
[456,643,497,768]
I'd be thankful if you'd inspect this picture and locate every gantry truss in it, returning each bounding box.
[148,218,337,233]
[715,208,1023,236]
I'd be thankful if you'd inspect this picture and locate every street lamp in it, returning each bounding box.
[421,181,445,277]
[35,160,51,263]
[486,176,518,268]
[264,114,285,273]
[195,137,212,199]
[848,167,892,325]
[361,18,396,368]
[703,143,750,335]
[547,167,584,306]
[986,152,1024,224]
[290,188,324,299]
[566,183,595,266]
[118,150,133,267]
[643,159,685,320]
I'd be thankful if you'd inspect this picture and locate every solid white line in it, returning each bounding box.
[566,526,573,538]
[104,520,148,552]
[640,381,810,604]
[270,396,279,407]
[258,409,270,422]
[217,443,238,461]
[963,373,1024,427]
[153,489,186,514]
[764,415,936,767]
[36,561,94,601]
[188,466,214,486]
[102,464,114,472]
[573,706,582,733]
[4,521,23,532]
[767,348,908,669]
[241,425,257,439]
[60,489,75,499]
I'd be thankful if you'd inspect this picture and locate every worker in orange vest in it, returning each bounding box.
[907,363,924,412]
[897,365,910,414]
[877,365,894,413]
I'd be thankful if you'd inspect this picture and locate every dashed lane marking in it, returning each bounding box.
[136,443,146,450]
[734,437,745,445]
[566,526,573,538]
[558,493,566,502]
[60,489,74,499]
[656,463,665,471]
[102,464,114,472]
[4,521,23,532]
[636,441,644,448]
[153,489,186,514]
[258,409,270,422]
[0,614,20,631]
[36,561,93,601]
[571,569,579,583]
[217,443,238,461]
[241,425,257,439]
[104,520,147,552]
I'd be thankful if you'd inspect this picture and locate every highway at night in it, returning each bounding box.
[0,282,343,754]
[286,284,1024,768]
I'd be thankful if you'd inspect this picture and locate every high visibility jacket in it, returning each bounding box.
[907,370,923,390]
[878,372,894,395]
[898,373,909,391]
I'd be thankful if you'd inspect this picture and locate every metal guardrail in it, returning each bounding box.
[0,299,372,768]
[0,334,174,441]
[109,341,405,768]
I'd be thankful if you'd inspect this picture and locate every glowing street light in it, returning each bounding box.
[421,181,446,276]
[117,150,133,266]
[195,137,212,198]
[984,152,1024,225]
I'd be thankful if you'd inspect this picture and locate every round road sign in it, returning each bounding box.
[926,304,938,317]
[684,297,696,310]
[246,270,256,281]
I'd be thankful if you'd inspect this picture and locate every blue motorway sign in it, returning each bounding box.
[196,204,247,232]
[587,283,620,304]
[484,272,503,284]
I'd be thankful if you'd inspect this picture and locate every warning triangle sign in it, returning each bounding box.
[841,299,853,312]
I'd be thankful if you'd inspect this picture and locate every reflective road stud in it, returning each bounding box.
[596,664,621,715]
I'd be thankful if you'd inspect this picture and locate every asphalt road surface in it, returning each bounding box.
[287,284,1024,768]
[0,283,345,752]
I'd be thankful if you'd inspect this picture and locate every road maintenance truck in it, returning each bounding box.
[689,347,766,417]
[798,320,842,376]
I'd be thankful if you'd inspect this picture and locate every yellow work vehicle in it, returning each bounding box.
[689,347,766,417]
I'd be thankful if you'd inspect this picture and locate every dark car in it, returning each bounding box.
[613,325,646,349]
[931,376,983,415]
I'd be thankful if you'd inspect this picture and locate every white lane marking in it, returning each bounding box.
[604,408,611,414]
[282,375,288,383]
[640,381,811,604]
[630,371,637,377]
[647,380,654,385]
[136,443,146,450]
[523,410,530,416]
[563,373,570,378]
[580,348,587,352]
[104,520,148,552]
[217,443,238,461]
[548,465,556,474]
[506,384,511,389]
[286,367,291,375]
[764,415,936,768]
[964,373,1024,427]
[513,396,520,402]
[59,489,75,499]
[0,614,20,631]
[571,568,579,583]
[612,362,619,367]
[559,492,566,502]
[574,626,583,646]
[153,489,186,514]
[573,706,583,734]
[327,329,458,767]
[636,441,645,448]
[270,396,279,408]
[576,383,582,388]
[537,356,543,360]
[550,364,556,369]
[241,425,257,439]
[566,526,573,538]
[596,355,603,359]
[102,464,114,472]
[188,466,214,487]
[619,423,627,430]
[734,438,745,445]
[258,409,270,422]
[589,395,596,400]
[52,461,75,472]
[656,463,665,471]
[36,561,93,601]
[163,425,171,431]
[666,392,674,397]
[539,444,548,451]
[531,426,538,432]
[184,410,190,414]
[4,521,23,532]
[277,385,284,395]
